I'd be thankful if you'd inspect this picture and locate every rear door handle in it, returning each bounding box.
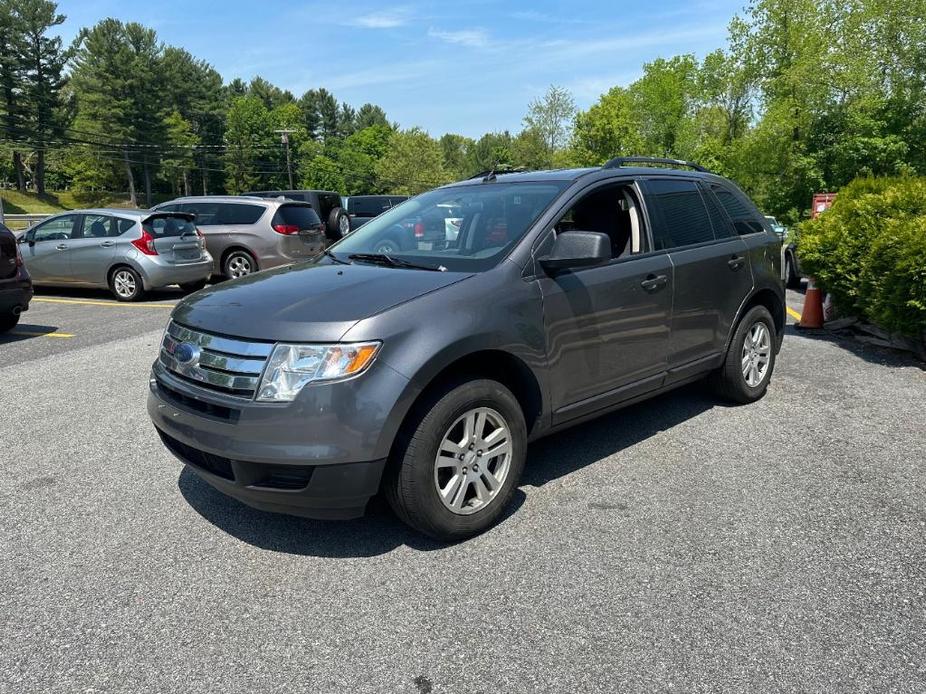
[55,244,68,251]
[640,274,668,292]
[728,255,745,270]
[100,241,115,247]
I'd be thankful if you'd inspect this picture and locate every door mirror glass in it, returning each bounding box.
[539,231,611,273]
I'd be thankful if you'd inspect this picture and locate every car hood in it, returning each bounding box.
[171,260,474,342]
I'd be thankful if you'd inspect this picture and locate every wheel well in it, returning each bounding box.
[406,350,544,437]
[742,288,785,337]
[108,263,137,283]
[221,246,257,268]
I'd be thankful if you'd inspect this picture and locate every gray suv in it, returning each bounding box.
[148,158,785,541]
[153,196,326,279]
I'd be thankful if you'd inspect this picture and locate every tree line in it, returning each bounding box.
[1,0,925,221]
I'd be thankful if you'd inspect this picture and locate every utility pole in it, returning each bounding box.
[275,129,296,189]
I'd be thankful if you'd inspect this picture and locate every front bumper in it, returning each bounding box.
[148,356,413,519]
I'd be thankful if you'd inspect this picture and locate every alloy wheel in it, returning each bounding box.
[227,254,252,278]
[113,270,137,298]
[434,407,512,515]
[741,321,771,387]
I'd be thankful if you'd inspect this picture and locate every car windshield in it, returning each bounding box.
[330,182,567,272]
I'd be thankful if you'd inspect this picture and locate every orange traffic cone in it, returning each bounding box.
[797,278,824,329]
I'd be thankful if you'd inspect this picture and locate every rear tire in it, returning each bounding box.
[109,266,144,302]
[385,378,527,541]
[326,207,350,241]
[223,250,257,279]
[711,305,777,404]
[0,311,20,334]
[179,279,208,293]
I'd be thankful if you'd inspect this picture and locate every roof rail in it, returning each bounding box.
[602,156,710,173]
[468,165,528,182]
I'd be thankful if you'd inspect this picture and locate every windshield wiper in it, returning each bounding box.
[347,253,446,272]
[323,249,350,265]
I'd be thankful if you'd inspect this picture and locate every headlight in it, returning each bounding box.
[256,341,381,402]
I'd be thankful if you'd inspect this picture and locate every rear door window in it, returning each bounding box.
[699,185,735,239]
[350,197,390,216]
[645,179,716,250]
[81,214,120,238]
[180,202,221,225]
[216,203,265,225]
[272,205,322,230]
[711,185,766,236]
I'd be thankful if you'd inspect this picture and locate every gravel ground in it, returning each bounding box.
[1,290,924,693]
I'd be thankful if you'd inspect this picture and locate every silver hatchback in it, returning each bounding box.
[17,209,213,301]
[151,196,327,279]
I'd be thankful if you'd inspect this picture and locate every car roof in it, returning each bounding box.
[444,166,723,188]
[163,195,270,203]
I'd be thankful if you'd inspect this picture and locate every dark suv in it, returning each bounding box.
[245,190,346,240]
[149,158,784,541]
[342,195,409,231]
[0,222,33,333]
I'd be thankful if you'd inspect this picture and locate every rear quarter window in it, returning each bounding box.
[712,185,766,236]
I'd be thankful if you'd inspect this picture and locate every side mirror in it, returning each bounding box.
[539,231,610,274]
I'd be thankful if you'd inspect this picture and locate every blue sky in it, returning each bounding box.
[55,0,743,138]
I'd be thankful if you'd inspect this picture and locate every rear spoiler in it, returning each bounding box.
[142,211,196,224]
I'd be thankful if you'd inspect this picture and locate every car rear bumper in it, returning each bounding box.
[138,255,214,289]
[0,278,33,314]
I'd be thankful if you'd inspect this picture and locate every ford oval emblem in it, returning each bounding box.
[174,342,200,365]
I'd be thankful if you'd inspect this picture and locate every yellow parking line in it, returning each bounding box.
[32,297,175,309]
[11,331,75,338]
[786,306,802,321]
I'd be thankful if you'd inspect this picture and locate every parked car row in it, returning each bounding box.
[11,190,406,301]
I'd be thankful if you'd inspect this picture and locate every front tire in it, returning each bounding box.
[711,305,777,404]
[109,266,144,302]
[0,311,20,334]
[385,379,527,541]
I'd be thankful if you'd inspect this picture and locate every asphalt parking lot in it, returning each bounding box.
[2,287,924,693]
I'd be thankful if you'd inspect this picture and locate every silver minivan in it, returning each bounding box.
[18,209,213,301]
[151,196,327,279]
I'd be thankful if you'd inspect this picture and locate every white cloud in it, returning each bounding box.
[347,9,410,29]
[427,27,490,48]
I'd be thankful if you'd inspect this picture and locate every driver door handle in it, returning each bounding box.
[640,274,668,292]
[728,255,746,270]
[55,244,68,251]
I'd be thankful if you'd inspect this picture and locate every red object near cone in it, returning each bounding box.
[798,279,824,329]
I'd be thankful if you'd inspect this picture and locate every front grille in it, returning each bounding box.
[159,321,273,399]
[155,378,239,422]
[158,429,235,481]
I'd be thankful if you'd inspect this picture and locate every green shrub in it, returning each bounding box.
[797,177,926,337]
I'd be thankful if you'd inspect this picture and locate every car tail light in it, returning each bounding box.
[15,244,23,267]
[413,222,425,238]
[273,223,300,235]
[132,229,158,255]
